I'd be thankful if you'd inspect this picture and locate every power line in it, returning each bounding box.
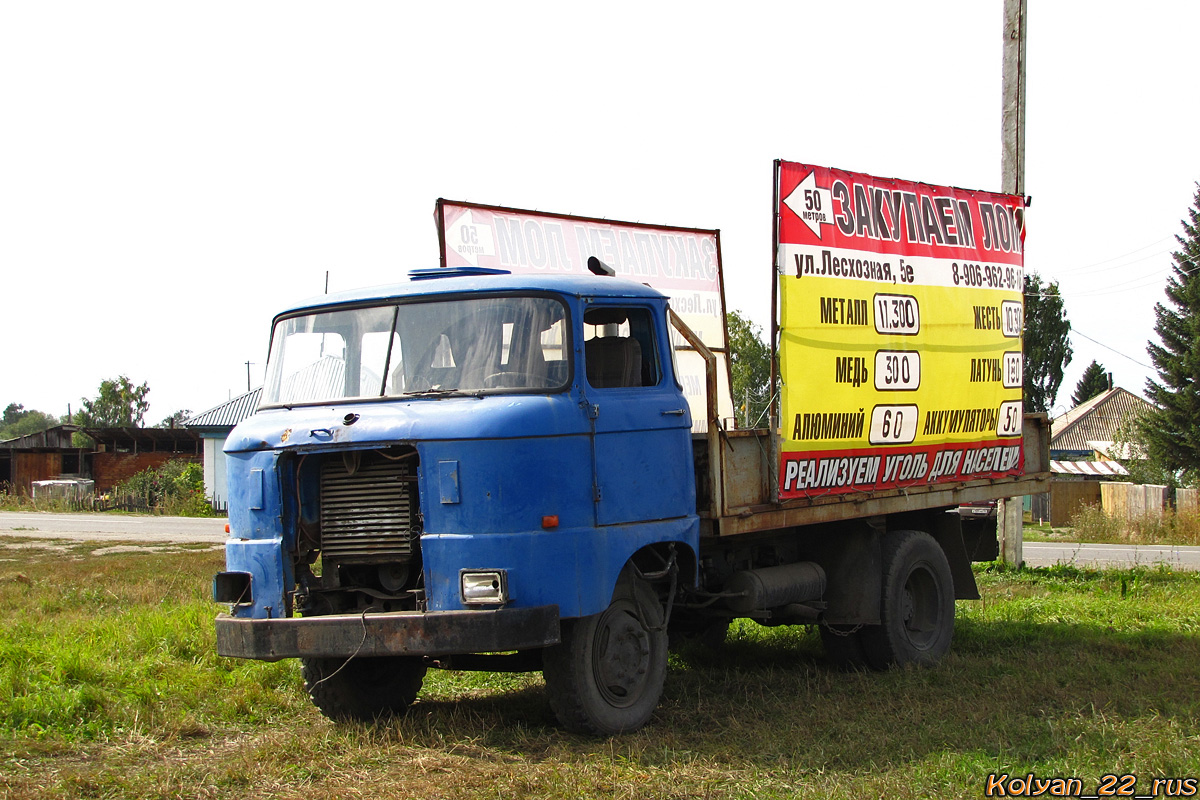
[1021,238,1194,300]
[1023,255,1200,300]
[1070,328,1153,369]
[1051,235,1177,276]
[1052,269,1171,298]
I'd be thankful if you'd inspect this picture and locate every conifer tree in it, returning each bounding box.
[1143,183,1200,473]
[1071,360,1110,407]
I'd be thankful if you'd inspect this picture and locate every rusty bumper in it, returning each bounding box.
[216,605,561,662]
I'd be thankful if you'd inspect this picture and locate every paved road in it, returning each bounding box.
[0,511,227,544]
[1023,541,1200,570]
[3,512,1199,570]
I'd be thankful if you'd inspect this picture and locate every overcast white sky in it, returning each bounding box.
[3,1,1198,425]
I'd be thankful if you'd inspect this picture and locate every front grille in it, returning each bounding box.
[319,453,419,563]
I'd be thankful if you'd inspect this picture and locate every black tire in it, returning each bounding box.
[819,623,871,670]
[542,568,667,735]
[301,655,427,722]
[861,530,955,670]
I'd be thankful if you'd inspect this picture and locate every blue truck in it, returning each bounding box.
[214,264,1049,734]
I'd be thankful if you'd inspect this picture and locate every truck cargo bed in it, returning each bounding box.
[696,414,1050,536]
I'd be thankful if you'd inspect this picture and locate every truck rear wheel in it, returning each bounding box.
[542,568,667,735]
[301,655,427,722]
[861,529,954,669]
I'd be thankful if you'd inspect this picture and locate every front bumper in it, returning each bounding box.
[216,604,560,661]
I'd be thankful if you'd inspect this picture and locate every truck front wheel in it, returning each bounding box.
[301,655,427,722]
[542,568,667,735]
[861,529,954,669]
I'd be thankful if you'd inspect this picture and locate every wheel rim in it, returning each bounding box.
[900,561,943,650]
[591,600,652,708]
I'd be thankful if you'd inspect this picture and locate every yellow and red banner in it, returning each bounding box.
[775,161,1026,499]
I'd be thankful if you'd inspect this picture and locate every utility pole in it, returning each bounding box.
[1001,0,1028,198]
[999,0,1028,567]
[245,361,255,392]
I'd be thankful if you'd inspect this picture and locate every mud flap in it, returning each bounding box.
[933,513,981,600]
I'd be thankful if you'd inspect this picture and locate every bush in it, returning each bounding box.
[109,459,215,517]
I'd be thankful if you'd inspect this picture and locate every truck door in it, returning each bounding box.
[582,303,695,526]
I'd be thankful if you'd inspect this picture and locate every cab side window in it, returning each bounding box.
[583,307,660,389]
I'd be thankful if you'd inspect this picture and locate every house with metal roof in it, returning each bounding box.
[185,388,261,508]
[1029,387,1154,526]
[1049,387,1151,461]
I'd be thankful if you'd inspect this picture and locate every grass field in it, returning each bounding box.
[2,537,1199,799]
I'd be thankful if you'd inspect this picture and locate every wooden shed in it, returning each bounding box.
[0,425,90,497]
[82,427,202,493]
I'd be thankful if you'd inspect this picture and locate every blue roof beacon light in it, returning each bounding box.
[408,267,512,281]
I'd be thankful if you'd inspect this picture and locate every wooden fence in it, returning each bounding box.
[1099,482,1170,519]
[60,493,227,516]
[1035,481,1102,527]
[63,492,159,513]
[1032,481,1200,526]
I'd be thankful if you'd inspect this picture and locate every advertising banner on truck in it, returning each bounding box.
[436,200,734,430]
[774,161,1026,499]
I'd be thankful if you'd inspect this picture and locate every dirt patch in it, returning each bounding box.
[0,536,222,559]
[89,544,223,556]
[0,539,77,554]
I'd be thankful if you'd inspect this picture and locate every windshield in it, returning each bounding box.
[262,295,570,406]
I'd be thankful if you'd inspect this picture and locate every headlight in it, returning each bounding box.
[460,570,508,605]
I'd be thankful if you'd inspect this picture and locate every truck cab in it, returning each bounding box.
[215,268,698,733]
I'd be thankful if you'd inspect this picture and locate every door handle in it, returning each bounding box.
[661,409,686,416]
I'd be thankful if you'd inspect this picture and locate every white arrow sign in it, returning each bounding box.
[445,210,496,266]
[783,171,835,239]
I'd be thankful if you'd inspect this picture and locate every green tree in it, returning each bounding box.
[1142,183,1200,475]
[158,409,192,429]
[75,376,151,427]
[1111,407,1183,487]
[727,310,772,429]
[2,403,23,427]
[0,403,61,440]
[1070,360,1110,407]
[1023,273,1073,414]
